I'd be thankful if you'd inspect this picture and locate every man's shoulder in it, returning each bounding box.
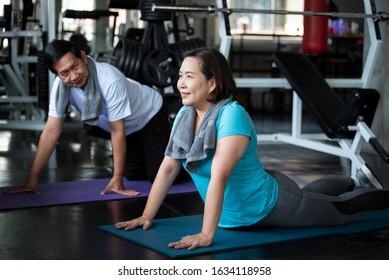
[95,60,120,75]
[94,60,125,87]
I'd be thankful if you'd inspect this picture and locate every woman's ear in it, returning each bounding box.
[208,76,216,93]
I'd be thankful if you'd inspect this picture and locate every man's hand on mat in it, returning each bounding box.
[115,215,153,230]
[3,182,40,194]
[100,177,140,196]
[168,232,212,250]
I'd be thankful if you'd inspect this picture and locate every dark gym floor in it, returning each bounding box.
[1,112,389,260]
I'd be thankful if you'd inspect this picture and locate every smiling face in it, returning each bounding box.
[54,51,89,88]
[177,57,216,112]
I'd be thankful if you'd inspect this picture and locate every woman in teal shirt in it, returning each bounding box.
[116,48,389,250]
[172,101,278,228]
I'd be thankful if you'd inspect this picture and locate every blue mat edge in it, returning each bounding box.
[99,225,264,258]
[99,208,389,258]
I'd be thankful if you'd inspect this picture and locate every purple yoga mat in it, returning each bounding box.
[0,178,196,210]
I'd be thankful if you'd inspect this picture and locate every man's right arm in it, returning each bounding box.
[4,116,64,194]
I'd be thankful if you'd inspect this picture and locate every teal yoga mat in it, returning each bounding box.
[99,209,389,258]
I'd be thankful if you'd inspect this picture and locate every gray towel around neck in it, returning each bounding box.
[165,96,233,172]
[55,56,102,126]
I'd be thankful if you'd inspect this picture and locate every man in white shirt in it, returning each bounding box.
[5,39,176,196]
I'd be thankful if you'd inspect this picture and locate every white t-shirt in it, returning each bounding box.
[48,59,162,135]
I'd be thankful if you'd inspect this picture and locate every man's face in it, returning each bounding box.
[54,51,89,88]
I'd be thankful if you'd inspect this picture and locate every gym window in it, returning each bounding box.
[227,0,304,36]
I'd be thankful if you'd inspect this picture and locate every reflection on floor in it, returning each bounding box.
[1,113,389,260]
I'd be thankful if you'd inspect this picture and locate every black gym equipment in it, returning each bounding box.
[109,0,139,10]
[113,38,144,80]
[61,9,119,50]
[272,52,389,167]
[151,3,389,22]
[273,52,379,139]
[142,48,181,88]
[112,0,205,89]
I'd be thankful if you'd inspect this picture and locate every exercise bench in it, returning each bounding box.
[271,51,389,176]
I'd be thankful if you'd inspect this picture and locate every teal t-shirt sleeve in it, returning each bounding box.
[217,102,253,140]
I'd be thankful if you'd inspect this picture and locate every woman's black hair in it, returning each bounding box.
[182,47,236,102]
[44,39,82,74]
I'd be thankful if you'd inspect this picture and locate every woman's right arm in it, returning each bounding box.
[115,155,182,230]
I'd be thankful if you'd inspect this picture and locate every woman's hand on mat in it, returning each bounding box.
[100,176,140,196]
[115,215,153,230]
[168,232,212,250]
